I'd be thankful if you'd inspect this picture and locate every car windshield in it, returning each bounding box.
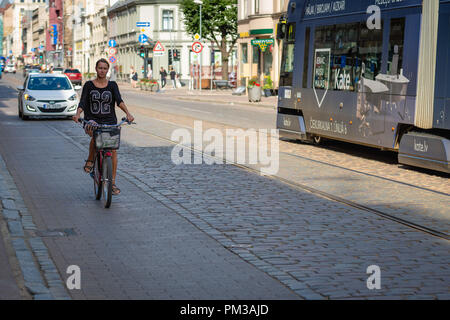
[28,77,72,90]
[64,69,80,73]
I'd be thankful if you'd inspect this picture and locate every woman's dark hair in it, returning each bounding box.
[95,58,110,69]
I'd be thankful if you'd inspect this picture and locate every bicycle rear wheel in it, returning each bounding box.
[93,155,102,200]
[102,156,113,208]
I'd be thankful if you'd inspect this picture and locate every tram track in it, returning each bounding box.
[125,123,450,242]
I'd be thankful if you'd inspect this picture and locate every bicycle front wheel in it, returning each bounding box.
[102,156,113,208]
[93,155,102,200]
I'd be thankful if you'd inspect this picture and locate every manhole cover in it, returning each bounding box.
[36,228,77,237]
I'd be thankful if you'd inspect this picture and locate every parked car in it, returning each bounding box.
[52,67,64,74]
[64,68,82,86]
[17,73,82,120]
[5,64,16,73]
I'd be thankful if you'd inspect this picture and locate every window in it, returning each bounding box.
[252,45,259,64]
[27,77,72,90]
[255,0,259,14]
[280,23,296,86]
[241,43,248,64]
[388,18,405,75]
[162,10,174,31]
[302,28,310,88]
[312,21,383,91]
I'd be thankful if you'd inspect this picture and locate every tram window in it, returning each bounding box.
[286,23,296,41]
[332,23,358,91]
[280,23,296,87]
[313,23,359,91]
[283,44,295,73]
[388,18,405,75]
[357,22,383,81]
[303,27,310,88]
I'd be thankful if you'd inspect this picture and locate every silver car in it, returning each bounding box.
[17,73,82,120]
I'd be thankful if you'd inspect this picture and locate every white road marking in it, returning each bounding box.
[181,107,212,114]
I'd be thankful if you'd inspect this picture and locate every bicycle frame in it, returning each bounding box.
[79,117,134,207]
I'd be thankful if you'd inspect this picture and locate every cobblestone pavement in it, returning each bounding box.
[0,101,298,299]
[51,114,450,299]
[105,103,450,235]
[1,74,448,299]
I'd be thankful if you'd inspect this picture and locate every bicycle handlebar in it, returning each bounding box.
[78,117,136,127]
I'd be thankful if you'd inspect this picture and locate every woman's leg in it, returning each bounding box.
[111,150,120,194]
[84,132,96,172]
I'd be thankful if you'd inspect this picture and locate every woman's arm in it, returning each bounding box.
[118,102,134,123]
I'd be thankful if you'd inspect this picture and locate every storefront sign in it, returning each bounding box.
[251,39,274,52]
[239,32,250,38]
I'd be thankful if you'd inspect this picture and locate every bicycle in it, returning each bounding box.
[78,117,134,208]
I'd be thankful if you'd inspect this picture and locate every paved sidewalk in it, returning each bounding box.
[116,80,278,109]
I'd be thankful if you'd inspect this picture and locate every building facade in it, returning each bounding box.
[107,0,217,84]
[237,0,289,89]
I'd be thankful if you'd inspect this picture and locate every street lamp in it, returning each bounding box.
[194,0,202,92]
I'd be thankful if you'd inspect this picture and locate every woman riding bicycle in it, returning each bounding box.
[72,58,135,195]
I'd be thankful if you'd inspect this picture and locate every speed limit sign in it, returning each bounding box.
[192,41,203,54]
[108,47,117,56]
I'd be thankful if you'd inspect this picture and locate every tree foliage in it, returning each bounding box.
[180,0,238,79]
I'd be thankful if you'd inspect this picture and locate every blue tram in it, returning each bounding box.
[277,0,450,173]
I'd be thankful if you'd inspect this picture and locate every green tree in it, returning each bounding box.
[180,0,237,80]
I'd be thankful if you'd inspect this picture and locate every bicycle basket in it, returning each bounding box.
[93,127,121,150]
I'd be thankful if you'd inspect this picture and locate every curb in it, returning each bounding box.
[174,96,277,109]
[0,151,71,300]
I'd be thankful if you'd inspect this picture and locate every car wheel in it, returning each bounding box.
[18,104,22,118]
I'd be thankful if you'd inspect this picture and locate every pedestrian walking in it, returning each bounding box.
[170,67,177,89]
[130,66,138,88]
[160,67,167,88]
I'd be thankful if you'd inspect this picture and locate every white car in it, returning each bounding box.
[52,67,64,74]
[17,74,82,120]
[5,64,16,73]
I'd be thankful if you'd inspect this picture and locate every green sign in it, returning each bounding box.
[251,39,274,52]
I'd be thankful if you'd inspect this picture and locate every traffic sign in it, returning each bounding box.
[138,34,148,44]
[194,33,201,40]
[108,39,117,47]
[154,52,164,57]
[108,47,117,56]
[153,41,165,52]
[192,41,203,54]
[109,56,117,63]
[136,22,151,27]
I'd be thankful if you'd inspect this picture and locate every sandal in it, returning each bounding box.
[84,160,94,173]
[112,184,121,195]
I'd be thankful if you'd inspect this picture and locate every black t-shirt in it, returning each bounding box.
[170,71,176,80]
[78,80,123,125]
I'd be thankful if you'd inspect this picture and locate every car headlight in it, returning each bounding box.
[24,94,36,101]
[68,94,77,101]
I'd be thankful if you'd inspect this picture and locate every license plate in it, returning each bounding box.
[42,104,61,109]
